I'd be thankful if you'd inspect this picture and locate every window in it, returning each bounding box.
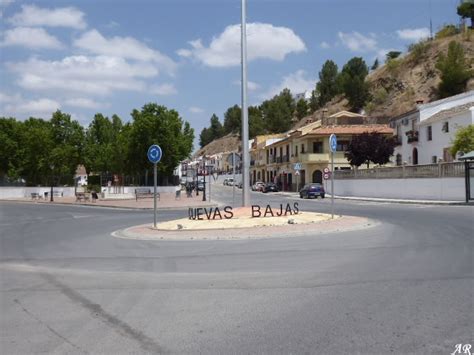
[301,144,305,154]
[431,156,437,163]
[336,140,350,152]
[427,126,432,141]
[442,122,449,133]
[295,145,298,157]
[313,142,323,153]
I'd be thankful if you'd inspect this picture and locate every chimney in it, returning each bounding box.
[415,99,424,105]
[321,108,328,125]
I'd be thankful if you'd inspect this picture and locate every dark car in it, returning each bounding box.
[263,182,279,193]
[299,183,325,199]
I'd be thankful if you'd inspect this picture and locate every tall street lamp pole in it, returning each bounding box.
[241,0,250,206]
[50,164,54,202]
[202,157,207,202]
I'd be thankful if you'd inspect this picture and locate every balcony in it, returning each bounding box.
[405,130,419,143]
[299,152,347,164]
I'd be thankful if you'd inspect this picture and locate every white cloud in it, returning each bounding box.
[8,4,86,29]
[150,83,177,96]
[233,80,260,91]
[320,41,330,49]
[0,0,15,7]
[396,28,430,42]
[1,27,62,49]
[8,55,158,96]
[65,98,106,109]
[178,22,306,67]
[189,106,204,113]
[261,70,315,99]
[338,31,377,52]
[2,97,60,117]
[74,29,177,73]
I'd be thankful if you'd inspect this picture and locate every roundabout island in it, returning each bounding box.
[113,203,375,241]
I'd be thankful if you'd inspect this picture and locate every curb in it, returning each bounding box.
[112,215,379,241]
[273,192,467,206]
[0,199,219,211]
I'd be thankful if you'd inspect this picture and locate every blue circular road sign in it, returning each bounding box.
[329,134,337,153]
[147,144,162,164]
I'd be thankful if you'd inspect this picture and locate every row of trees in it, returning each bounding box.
[199,89,296,147]
[0,103,195,186]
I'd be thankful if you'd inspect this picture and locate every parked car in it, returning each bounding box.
[252,181,265,191]
[263,182,279,193]
[226,178,234,186]
[237,181,243,189]
[299,183,325,199]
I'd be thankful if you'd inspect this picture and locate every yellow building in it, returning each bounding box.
[265,111,393,191]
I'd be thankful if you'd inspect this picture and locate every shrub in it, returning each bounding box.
[386,58,402,76]
[408,40,432,63]
[435,24,460,39]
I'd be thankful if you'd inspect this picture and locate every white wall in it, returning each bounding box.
[328,178,465,201]
[0,187,76,199]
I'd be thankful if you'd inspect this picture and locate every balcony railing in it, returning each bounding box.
[405,130,419,143]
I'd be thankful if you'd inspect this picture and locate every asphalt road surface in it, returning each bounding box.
[1,184,473,354]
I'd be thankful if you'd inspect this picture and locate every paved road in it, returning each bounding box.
[1,184,473,354]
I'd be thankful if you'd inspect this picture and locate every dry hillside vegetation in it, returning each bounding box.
[299,32,474,127]
[194,134,240,157]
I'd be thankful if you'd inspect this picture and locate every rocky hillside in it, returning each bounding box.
[194,134,240,157]
[296,32,474,128]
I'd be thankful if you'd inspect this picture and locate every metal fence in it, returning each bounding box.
[334,162,465,180]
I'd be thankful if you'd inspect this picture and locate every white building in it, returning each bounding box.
[390,91,474,165]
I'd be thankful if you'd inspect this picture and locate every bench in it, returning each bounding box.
[135,188,159,201]
[75,192,91,202]
[31,192,42,200]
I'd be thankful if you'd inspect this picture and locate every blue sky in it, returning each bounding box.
[0,0,460,149]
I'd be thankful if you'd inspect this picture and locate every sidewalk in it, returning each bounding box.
[1,192,216,210]
[274,191,467,205]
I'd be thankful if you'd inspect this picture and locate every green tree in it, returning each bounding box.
[49,110,85,185]
[339,57,371,112]
[450,124,474,156]
[345,132,396,168]
[316,60,340,107]
[261,89,295,133]
[209,114,224,140]
[295,98,309,119]
[458,1,474,29]
[436,40,473,98]
[0,118,22,181]
[249,106,265,138]
[199,127,212,148]
[128,103,194,179]
[385,51,401,62]
[223,105,241,135]
[19,118,55,186]
[371,58,379,71]
[309,90,319,113]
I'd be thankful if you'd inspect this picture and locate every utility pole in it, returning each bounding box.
[241,0,250,206]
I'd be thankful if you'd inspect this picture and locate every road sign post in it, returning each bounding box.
[329,134,337,219]
[294,163,302,193]
[147,144,162,228]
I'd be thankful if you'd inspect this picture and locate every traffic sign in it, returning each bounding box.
[294,162,302,171]
[329,134,337,153]
[323,173,330,180]
[147,144,162,164]
[323,167,330,174]
[295,170,300,176]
